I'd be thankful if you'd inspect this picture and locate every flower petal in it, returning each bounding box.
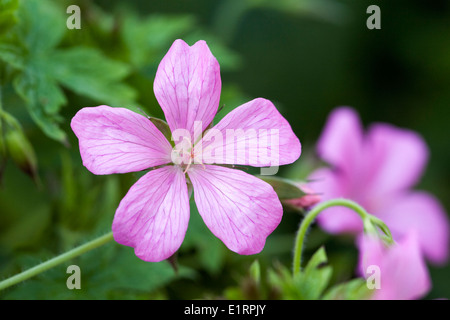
[187,165,283,255]
[198,98,301,167]
[316,107,364,174]
[112,166,190,262]
[364,123,429,197]
[71,106,172,175]
[358,232,430,300]
[376,191,449,265]
[154,39,221,142]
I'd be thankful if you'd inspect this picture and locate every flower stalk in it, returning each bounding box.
[292,198,393,276]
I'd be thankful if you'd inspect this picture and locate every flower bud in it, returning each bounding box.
[257,176,321,211]
[363,214,394,246]
[283,184,321,210]
[4,127,39,183]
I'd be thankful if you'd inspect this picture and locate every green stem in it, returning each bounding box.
[0,232,114,291]
[292,198,372,276]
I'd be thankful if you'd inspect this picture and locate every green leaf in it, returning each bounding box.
[2,0,67,143]
[0,42,23,70]
[256,175,307,200]
[13,72,67,143]
[297,246,333,300]
[121,13,195,68]
[268,247,333,300]
[50,47,136,106]
[322,278,374,300]
[17,0,66,53]
[267,262,300,299]
[249,260,261,285]
[3,0,136,143]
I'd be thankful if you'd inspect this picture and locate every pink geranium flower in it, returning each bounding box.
[358,231,430,300]
[71,39,301,262]
[309,107,449,265]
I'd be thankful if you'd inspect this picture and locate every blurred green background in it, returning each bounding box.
[0,0,449,299]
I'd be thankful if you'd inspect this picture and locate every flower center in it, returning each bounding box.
[171,135,195,173]
[171,147,194,167]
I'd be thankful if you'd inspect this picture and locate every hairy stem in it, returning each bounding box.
[292,198,374,275]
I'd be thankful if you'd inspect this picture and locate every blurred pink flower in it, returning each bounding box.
[309,107,449,265]
[358,231,430,300]
[71,39,301,262]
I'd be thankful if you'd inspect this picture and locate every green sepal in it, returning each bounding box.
[256,175,307,200]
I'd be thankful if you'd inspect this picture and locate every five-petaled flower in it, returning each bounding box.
[71,39,301,262]
[308,107,449,299]
[308,107,449,265]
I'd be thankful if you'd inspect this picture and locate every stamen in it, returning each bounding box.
[183,157,192,174]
